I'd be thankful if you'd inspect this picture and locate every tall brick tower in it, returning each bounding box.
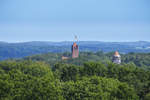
[72,42,79,58]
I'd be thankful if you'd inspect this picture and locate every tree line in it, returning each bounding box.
[0,60,150,100]
[24,51,150,69]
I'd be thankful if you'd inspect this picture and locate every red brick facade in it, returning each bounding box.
[72,42,79,58]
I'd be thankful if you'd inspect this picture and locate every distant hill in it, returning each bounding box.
[0,41,150,60]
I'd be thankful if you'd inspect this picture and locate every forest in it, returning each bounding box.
[0,51,150,100]
[23,51,150,69]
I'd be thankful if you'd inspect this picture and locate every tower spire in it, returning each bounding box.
[74,35,78,42]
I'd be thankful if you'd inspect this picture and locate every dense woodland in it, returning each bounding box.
[24,51,150,69]
[0,51,150,99]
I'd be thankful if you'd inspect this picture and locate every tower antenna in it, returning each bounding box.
[74,34,78,42]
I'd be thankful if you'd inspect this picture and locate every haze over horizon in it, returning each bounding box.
[0,0,150,42]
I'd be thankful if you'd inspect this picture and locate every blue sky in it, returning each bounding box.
[0,0,150,42]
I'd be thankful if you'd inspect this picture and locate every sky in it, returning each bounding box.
[0,0,150,42]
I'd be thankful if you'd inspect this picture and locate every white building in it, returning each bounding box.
[112,51,121,64]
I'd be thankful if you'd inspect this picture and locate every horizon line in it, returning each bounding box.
[0,40,150,43]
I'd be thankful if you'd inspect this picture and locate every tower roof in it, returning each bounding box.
[114,51,120,56]
[73,42,77,47]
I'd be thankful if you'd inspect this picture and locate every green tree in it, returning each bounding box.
[62,76,138,100]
